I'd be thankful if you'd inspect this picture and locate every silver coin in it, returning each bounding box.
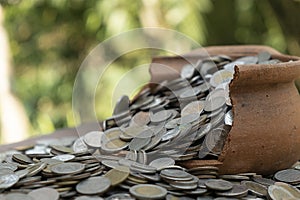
[4,193,34,200]
[149,158,175,170]
[28,187,59,200]
[76,176,111,195]
[129,137,151,151]
[52,154,75,162]
[274,169,300,184]
[50,162,85,175]
[113,95,130,115]
[205,179,233,191]
[0,173,19,189]
[83,131,104,148]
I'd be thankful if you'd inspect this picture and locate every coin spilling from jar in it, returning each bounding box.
[1,52,299,199]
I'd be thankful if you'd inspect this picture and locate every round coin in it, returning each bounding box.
[242,181,267,197]
[5,193,34,200]
[215,184,248,197]
[268,183,300,200]
[104,166,130,186]
[76,176,111,195]
[149,157,175,170]
[28,187,59,200]
[51,162,85,175]
[83,131,103,148]
[130,184,167,200]
[0,173,19,189]
[205,179,233,191]
[274,169,300,184]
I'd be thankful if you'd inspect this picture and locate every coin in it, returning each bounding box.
[104,166,130,186]
[242,181,267,197]
[274,169,300,184]
[72,137,88,153]
[129,184,167,200]
[268,183,300,200]
[205,128,228,154]
[83,131,103,148]
[113,95,130,116]
[209,69,233,88]
[50,162,85,175]
[215,184,248,197]
[149,157,175,170]
[205,179,233,191]
[4,193,34,200]
[101,137,128,153]
[76,176,111,195]
[28,187,59,200]
[129,137,151,151]
[204,96,226,112]
[0,173,19,189]
[52,154,75,162]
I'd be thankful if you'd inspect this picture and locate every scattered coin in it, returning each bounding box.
[205,179,233,191]
[76,176,111,195]
[28,187,59,200]
[50,162,85,175]
[129,184,167,200]
[274,169,300,184]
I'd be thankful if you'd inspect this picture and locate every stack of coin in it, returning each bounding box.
[1,52,299,199]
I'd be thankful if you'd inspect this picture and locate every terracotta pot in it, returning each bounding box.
[149,45,300,175]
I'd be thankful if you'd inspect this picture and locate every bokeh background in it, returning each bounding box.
[0,0,300,144]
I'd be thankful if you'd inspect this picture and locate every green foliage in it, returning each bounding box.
[0,0,299,137]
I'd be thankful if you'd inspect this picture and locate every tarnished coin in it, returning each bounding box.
[12,154,33,164]
[28,187,59,200]
[104,166,130,186]
[4,193,34,200]
[101,137,128,153]
[83,131,103,148]
[205,128,228,154]
[129,137,151,151]
[205,179,233,191]
[76,176,111,195]
[274,169,300,184]
[150,110,173,123]
[181,101,205,116]
[129,184,167,200]
[51,162,85,175]
[0,163,18,171]
[0,173,19,189]
[204,96,226,112]
[113,95,130,115]
[268,182,300,200]
[161,127,180,142]
[242,181,267,197]
[215,184,248,197]
[209,69,233,88]
[130,111,150,126]
[149,157,175,170]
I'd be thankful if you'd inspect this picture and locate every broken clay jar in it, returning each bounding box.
[149,45,300,175]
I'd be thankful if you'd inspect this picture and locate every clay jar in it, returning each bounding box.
[149,45,300,175]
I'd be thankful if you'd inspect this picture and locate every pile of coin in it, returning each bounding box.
[1,52,299,199]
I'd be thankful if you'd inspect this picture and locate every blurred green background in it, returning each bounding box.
[0,0,300,143]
